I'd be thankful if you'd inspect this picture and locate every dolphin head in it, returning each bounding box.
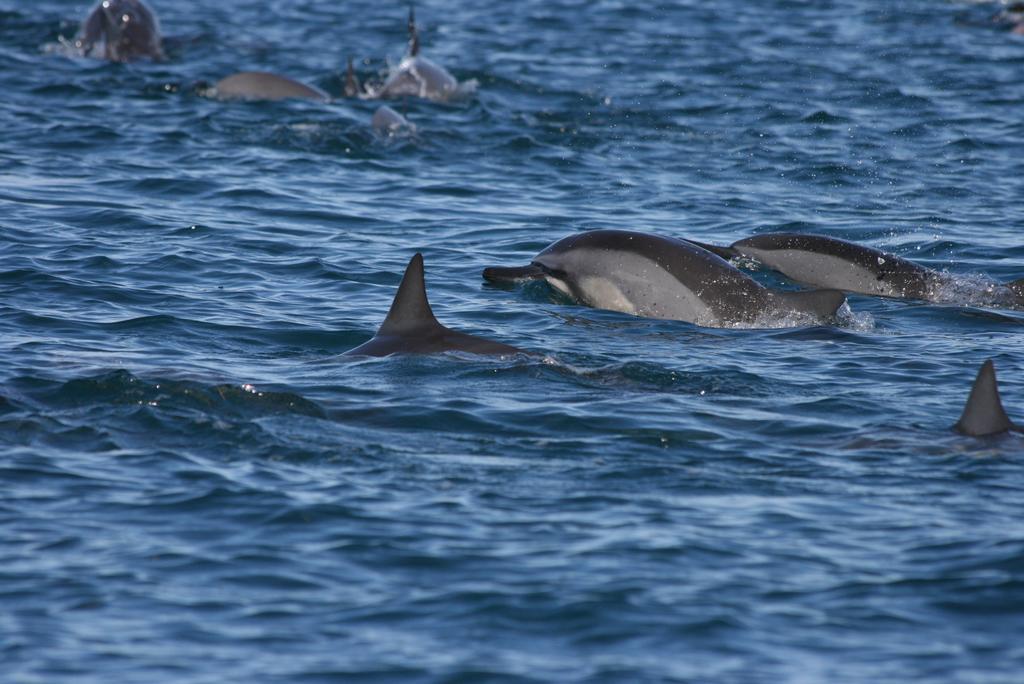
[94,0,163,62]
[482,235,587,298]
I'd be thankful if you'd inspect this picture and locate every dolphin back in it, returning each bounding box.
[214,72,329,102]
[684,239,739,261]
[954,360,1015,436]
[372,106,414,133]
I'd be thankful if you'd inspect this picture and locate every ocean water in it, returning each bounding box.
[3,0,1024,681]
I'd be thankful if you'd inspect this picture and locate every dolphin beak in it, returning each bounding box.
[482,263,546,283]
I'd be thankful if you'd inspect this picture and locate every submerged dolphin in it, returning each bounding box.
[74,0,164,62]
[693,233,1024,308]
[358,9,462,102]
[372,105,415,134]
[346,253,524,357]
[954,360,1021,436]
[483,230,846,328]
[211,71,329,102]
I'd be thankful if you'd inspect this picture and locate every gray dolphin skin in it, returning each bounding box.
[346,253,524,357]
[954,360,1021,436]
[75,0,164,62]
[212,72,329,102]
[365,9,459,101]
[483,230,846,327]
[372,105,415,134]
[694,233,1024,307]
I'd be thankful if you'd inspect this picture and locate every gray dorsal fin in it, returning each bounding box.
[955,360,1014,436]
[408,6,420,57]
[377,253,442,335]
[344,56,360,97]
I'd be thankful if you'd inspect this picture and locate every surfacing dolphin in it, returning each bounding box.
[357,9,467,102]
[483,230,846,328]
[210,71,329,102]
[372,105,416,134]
[692,233,1024,309]
[954,360,1021,437]
[346,253,525,357]
[73,0,164,62]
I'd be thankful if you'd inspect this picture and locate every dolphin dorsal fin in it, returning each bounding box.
[407,7,420,57]
[955,360,1014,436]
[377,253,442,335]
[344,57,361,97]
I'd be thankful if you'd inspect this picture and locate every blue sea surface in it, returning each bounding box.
[3,0,1024,681]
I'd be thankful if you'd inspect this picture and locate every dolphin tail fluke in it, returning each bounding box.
[378,253,442,335]
[686,239,739,261]
[482,264,546,284]
[345,57,361,97]
[954,360,1015,436]
[407,6,420,57]
[771,289,846,320]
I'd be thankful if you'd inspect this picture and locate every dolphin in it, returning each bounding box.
[211,71,329,102]
[482,230,846,328]
[344,57,362,97]
[372,105,415,134]
[74,0,164,62]
[954,360,1021,436]
[992,3,1024,34]
[362,9,461,102]
[346,253,525,357]
[691,233,1024,308]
